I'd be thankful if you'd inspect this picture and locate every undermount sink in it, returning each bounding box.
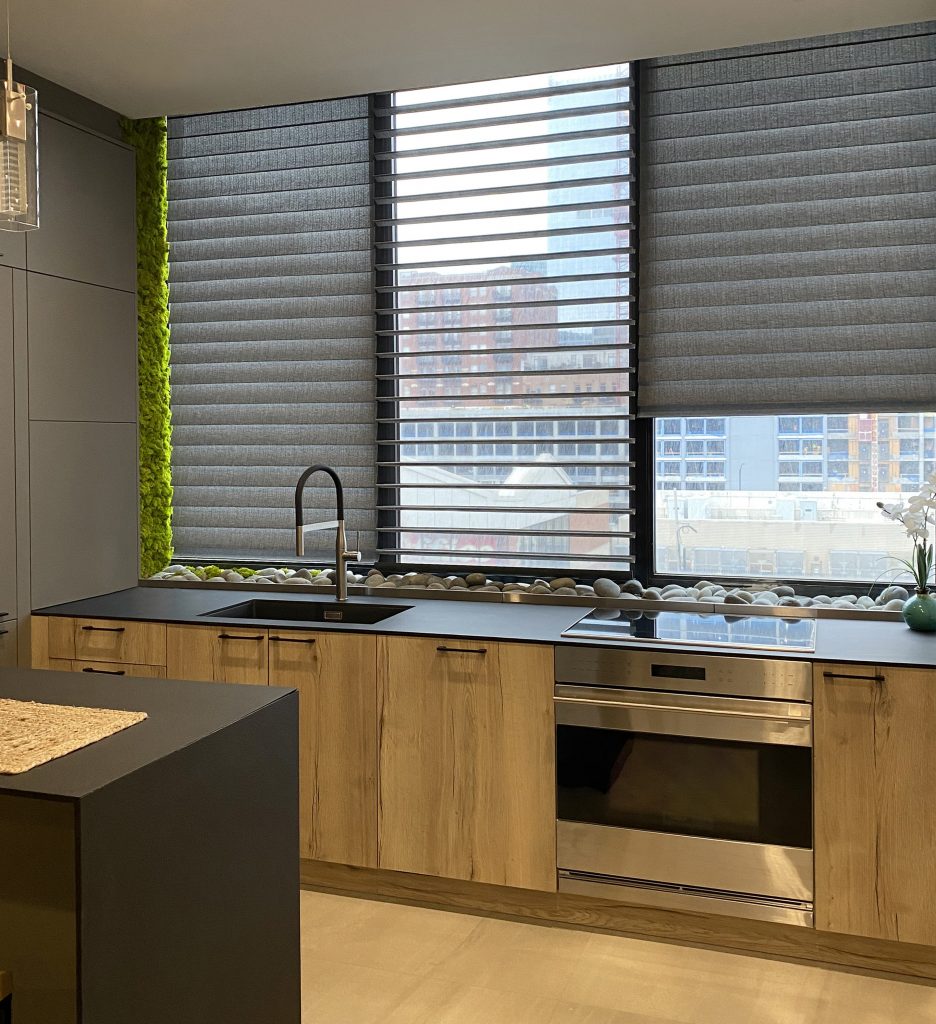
[201,599,412,625]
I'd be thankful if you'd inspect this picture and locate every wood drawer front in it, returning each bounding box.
[50,617,166,666]
[166,624,269,685]
[49,658,166,679]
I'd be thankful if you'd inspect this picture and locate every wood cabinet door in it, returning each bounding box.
[815,662,936,945]
[269,630,378,867]
[377,636,556,891]
[166,624,268,685]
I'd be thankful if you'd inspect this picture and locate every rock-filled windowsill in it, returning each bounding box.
[146,565,909,614]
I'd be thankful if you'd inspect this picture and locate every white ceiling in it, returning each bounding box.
[11,0,935,117]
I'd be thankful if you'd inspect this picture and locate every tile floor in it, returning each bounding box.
[300,890,936,1023]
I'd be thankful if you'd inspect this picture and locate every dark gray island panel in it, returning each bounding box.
[0,668,300,1024]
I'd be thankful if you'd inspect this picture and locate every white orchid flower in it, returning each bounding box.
[879,501,906,519]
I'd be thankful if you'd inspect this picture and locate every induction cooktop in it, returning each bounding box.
[561,608,817,652]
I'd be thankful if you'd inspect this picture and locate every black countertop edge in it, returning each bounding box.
[0,665,297,799]
[30,587,936,669]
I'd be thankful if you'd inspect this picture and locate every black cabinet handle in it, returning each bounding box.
[0,629,8,637]
[218,633,264,641]
[822,671,885,683]
[437,645,487,655]
[270,636,316,645]
[82,625,125,633]
[82,667,126,676]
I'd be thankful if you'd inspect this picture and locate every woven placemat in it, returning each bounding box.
[0,698,147,774]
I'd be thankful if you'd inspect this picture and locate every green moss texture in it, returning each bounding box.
[121,116,174,577]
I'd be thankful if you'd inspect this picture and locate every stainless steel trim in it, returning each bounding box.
[557,871,814,927]
[557,821,813,903]
[555,646,812,701]
[555,685,812,746]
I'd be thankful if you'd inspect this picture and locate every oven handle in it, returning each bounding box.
[554,688,811,746]
[555,694,805,724]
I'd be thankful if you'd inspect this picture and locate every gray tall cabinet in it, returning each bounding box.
[1,110,138,666]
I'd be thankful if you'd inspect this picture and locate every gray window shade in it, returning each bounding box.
[166,98,376,559]
[376,66,636,570]
[637,23,936,417]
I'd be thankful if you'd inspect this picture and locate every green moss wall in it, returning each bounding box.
[121,116,173,577]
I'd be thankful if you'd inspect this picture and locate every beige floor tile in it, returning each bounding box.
[300,889,480,976]
[301,959,424,1024]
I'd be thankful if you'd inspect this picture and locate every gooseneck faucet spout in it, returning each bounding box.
[294,464,361,602]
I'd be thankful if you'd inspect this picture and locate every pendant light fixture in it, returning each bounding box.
[0,0,37,231]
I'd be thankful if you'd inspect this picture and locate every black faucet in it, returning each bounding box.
[294,465,361,602]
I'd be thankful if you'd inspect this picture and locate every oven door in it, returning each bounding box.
[555,685,813,924]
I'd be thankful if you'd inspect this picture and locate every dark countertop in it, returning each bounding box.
[0,666,295,800]
[32,586,936,670]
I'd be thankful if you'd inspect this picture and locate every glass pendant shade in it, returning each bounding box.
[0,62,37,231]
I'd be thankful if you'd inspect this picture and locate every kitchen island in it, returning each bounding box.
[0,667,299,1024]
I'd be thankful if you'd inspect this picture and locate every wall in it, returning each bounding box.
[1,75,138,665]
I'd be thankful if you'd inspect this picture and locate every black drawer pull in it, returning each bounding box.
[0,629,8,637]
[437,645,487,655]
[218,633,264,641]
[82,667,126,676]
[82,625,126,633]
[270,636,316,645]
[823,671,885,683]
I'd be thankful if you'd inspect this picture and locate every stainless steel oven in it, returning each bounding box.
[555,647,814,926]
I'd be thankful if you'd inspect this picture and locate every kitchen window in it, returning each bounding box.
[653,413,936,584]
[162,24,934,584]
[375,63,636,570]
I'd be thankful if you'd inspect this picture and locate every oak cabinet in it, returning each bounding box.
[166,624,268,685]
[269,630,378,867]
[814,662,936,945]
[376,635,557,891]
[50,617,166,666]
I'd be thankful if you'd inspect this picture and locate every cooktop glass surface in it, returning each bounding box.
[562,609,817,652]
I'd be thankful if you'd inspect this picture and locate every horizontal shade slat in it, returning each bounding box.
[168,161,370,201]
[377,245,635,274]
[390,481,634,491]
[643,244,936,284]
[168,205,371,243]
[168,136,370,180]
[644,60,933,116]
[379,124,630,164]
[381,76,633,116]
[170,97,369,137]
[376,149,632,184]
[643,31,935,91]
[168,183,371,223]
[170,317,373,342]
[381,504,634,515]
[379,548,635,563]
[170,272,374,303]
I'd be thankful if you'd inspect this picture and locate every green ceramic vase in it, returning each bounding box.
[902,590,936,632]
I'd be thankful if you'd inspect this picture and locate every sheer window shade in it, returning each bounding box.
[166,98,377,559]
[376,66,636,570]
[637,23,936,416]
